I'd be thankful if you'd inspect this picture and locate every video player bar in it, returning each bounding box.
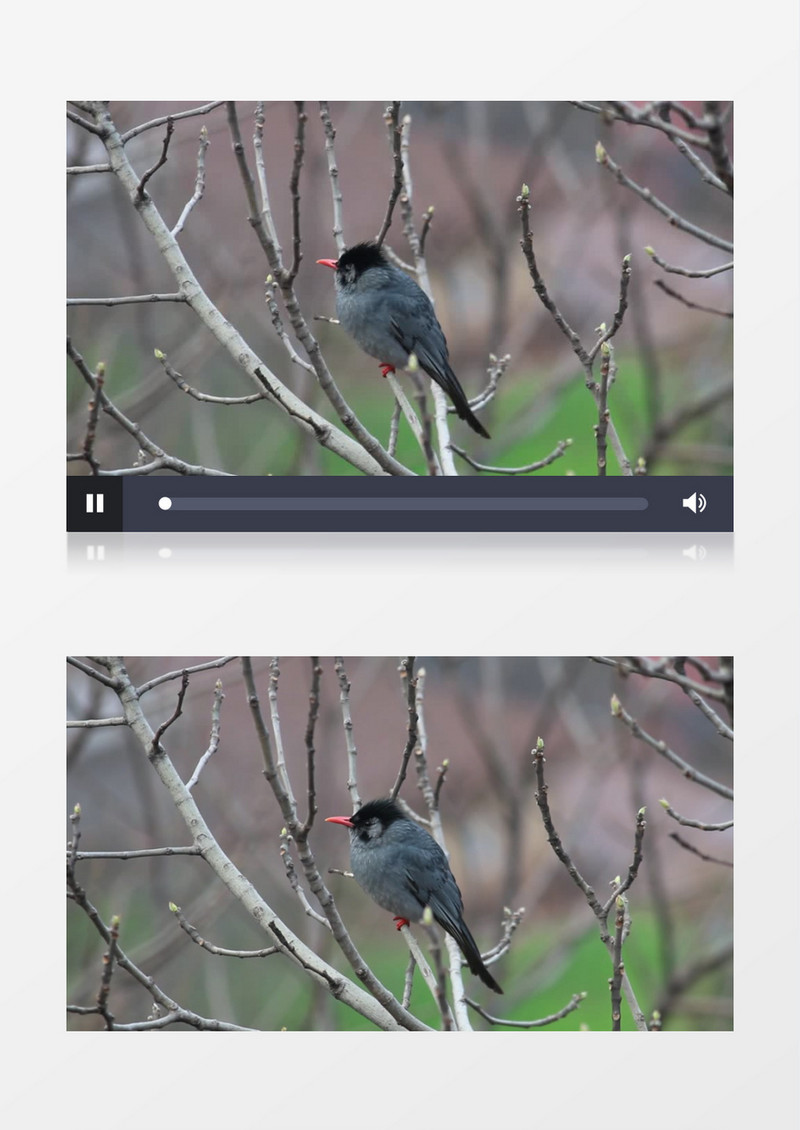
[67,476,732,533]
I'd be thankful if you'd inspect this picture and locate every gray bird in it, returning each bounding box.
[317,242,491,439]
[326,797,502,993]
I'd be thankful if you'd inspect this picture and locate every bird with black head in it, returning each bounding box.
[326,797,502,993]
[317,243,490,439]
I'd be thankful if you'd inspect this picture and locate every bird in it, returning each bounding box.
[326,796,502,993]
[316,242,491,439]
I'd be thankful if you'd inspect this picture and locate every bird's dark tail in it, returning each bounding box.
[429,361,491,439]
[461,404,491,440]
[448,920,503,994]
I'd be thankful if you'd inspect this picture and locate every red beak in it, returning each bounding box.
[325,815,354,828]
[316,258,338,270]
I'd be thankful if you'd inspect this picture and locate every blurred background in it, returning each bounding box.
[67,102,733,476]
[67,656,733,1030]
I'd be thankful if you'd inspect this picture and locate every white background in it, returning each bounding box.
[5,5,800,1127]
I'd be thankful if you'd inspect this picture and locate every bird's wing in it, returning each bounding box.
[388,307,471,416]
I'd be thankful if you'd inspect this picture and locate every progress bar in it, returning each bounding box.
[159,496,649,512]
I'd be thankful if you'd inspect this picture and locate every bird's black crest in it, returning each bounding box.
[336,241,388,275]
[351,797,404,829]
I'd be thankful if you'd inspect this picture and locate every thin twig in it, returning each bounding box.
[186,680,224,791]
[595,143,733,254]
[81,360,104,473]
[659,800,732,832]
[280,829,332,928]
[467,991,585,1029]
[451,438,570,474]
[72,847,202,860]
[318,102,345,254]
[253,102,282,253]
[300,658,322,837]
[67,108,103,135]
[611,695,733,800]
[137,657,238,697]
[703,101,734,195]
[172,902,281,957]
[151,670,190,756]
[136,119,174,201]
[646,248,733,278]
[287,102,307,284]
[570,100,713,150]
[517,186,632,474]
[67,163,112,175]
[334,657,361,810]
[67,293,188,306]
[532,740,649,1030]
[376,102,404,246]
[390,657,418,801]
[610,897,625,1031]
[669,834,733,867]
[596,343,611,476]
[398,113,457,475]
[654,279,733,318]
[67,655,119,689]
[68,338,231,477]
[156,348,268,404]
[121,101,225,143]
[172,126,209,238]
[590,656,728,701]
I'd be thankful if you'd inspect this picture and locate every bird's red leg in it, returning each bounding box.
[379,364,396,378]
[393,916,410,930]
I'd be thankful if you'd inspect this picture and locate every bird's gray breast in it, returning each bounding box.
[349,827,428,922]
[336,274,413,369]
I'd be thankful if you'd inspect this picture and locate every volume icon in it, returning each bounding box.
[682,492,707,514]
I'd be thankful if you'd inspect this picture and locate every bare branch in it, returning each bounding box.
[532,740,649,1030]
[151,670,190,756]
[518,186,632,474]
[136,657,238,696]
[570,100,714,150]
[659,800,733,832]
[67,108,103,135]
[172,125,209,237]
[654,279,733,318]
[703,102,734,194]
[72,847,201,860]
[156,348,268,404]
[287,102,307,284]
[300,658,322,837]
[186,679,224,791]
[318,102,346,254]
[390,657,418,801]
[451,438,570,475]
[376,101,404,246]
[136,118,174,201]
[669,833,733,867]
[467,991,585,1029]
[398,113,457,475]
[67,163,111,175]
[67,338,233,477]
[610,695,733,800]
[171,903,280,957]
[66,656,118,689]
[595,142,733,254]
[334,657,361,810]
[68,293,188,306]
[645,248,733,278]
[120,102,225,143]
